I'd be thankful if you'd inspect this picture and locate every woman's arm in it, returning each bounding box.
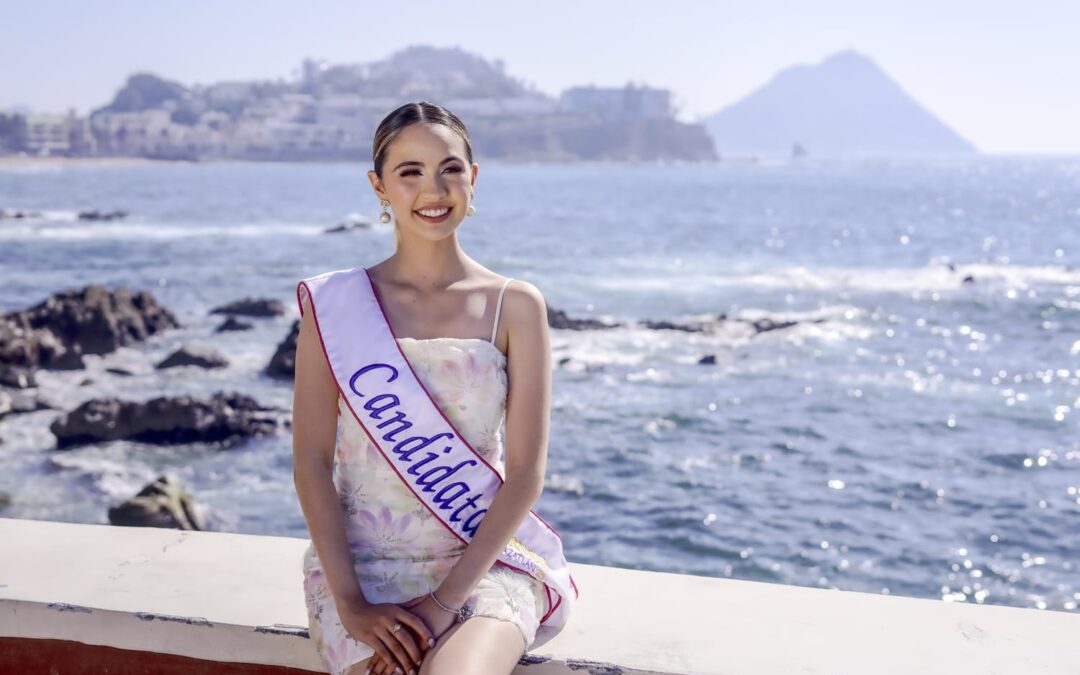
[292,295,368,614]
[293,291,438,675]
[434,280,552,608]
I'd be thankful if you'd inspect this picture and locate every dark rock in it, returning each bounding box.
[1,208,43,220]
[749,318,800,334]
[323,214,373,234]
[639,319,707,333]
[0,490,10,508]
[962,275,975,284]
[558,356,572,366]
[50,391,287,449]
[79,378,95,387]
[698,354,717,365]
[547,307,621,331]
[743,316,828,335]
[266,319,300,379]
[0,317,71,386]
[77,209,128,221]
[108,474,205,530]
[215,316,253,332]
[1,285,180,385]
[156,345,229,370]
[209,297,285,318]
[105,367,134,376]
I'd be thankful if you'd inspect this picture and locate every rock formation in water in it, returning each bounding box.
[0,285,179,388]
[266,320,300,379]
[155,345,229,370]
[209,297,285,318]
[108,474,206,530]
[50,391,287,449]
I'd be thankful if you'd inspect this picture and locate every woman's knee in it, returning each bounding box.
[419,617,524,675]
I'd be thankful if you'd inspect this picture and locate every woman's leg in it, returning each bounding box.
[419,616,526,675]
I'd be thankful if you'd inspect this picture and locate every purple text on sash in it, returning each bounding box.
[349,362,488,536]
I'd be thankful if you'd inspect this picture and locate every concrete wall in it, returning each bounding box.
[1,517,1077,674]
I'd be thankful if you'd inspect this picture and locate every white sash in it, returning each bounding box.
[297,266,577,647]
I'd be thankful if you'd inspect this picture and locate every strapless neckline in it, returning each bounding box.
[395,336,507,362]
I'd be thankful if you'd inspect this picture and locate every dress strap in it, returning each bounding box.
[490,278,514,343]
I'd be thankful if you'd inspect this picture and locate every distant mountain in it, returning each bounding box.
[97,73,190,113]
[702,50,977,158]
[94,73,207,126]
[301,45,532,99]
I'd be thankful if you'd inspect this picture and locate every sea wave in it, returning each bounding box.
[594,263,1079,295]
[0,219,328,240]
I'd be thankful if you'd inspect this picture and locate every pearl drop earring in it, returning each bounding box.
[466,203,477,217]
[379,200,392,224]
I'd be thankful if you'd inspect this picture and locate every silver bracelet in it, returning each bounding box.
[429,590,472,623]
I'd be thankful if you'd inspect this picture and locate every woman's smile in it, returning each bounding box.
[414,206,452,224]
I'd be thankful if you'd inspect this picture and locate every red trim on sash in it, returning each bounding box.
[363,268,567,542]
[297,273,579,624]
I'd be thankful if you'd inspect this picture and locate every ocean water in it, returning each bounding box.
[0,157,1077,614]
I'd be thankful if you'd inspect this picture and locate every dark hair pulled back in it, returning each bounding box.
[372,101,474,178]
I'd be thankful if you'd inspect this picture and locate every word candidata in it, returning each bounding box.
[348,361,490,538]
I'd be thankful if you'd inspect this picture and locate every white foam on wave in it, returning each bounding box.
[549,303,873,371]
[956,263,1080,288]
[594,263,1079,295]
[733,304,876,344]
[734,303,865,323]
[0,220,328,240]
[781,319,876,343]
[717,264,1080,293]
[47,450,160,499]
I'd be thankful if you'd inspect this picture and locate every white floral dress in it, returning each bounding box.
[302,336,547,675]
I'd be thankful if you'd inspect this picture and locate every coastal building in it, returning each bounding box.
[49,48,714,162]
[438,95,561,118]
[89,108,236,159]
[560,83,675,121]
[23,110,94,156]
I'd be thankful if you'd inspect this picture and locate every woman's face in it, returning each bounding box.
[368,122,478,242]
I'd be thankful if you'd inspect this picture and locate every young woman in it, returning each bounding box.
[293,102,576,675]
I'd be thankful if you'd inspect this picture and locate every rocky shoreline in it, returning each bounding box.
[0,280,820,528]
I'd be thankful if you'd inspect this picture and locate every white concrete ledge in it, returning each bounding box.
[1,517,1077,674]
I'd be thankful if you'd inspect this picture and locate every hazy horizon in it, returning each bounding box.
[2,0,1078,155]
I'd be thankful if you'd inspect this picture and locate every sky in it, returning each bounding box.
[1,0,1077,155]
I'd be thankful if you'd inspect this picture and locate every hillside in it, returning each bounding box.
[86,45,716,162]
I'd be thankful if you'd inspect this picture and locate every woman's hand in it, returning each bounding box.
[338,599,433,675]
[365,593,462,674]
[401,593,458,641]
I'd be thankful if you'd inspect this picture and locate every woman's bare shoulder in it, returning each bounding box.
[500,277,547,334]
